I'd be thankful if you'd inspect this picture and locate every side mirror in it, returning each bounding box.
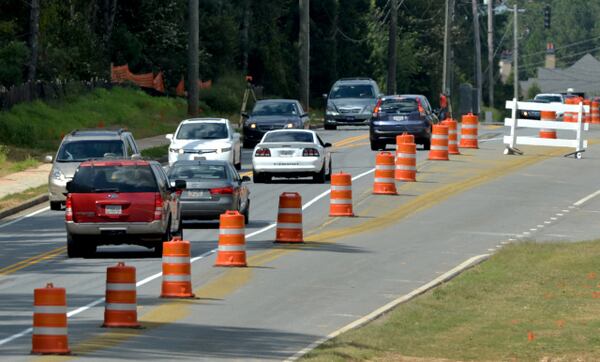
[44,155,53,163]
[65,181,72,194]
[324,142,332,148]
[166,134,173,140]
[322,93,328,99]
[241,175,251,182]
[241,112,249,118]
[131,153,142,160]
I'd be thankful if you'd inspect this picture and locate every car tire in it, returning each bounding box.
[313,166,326,184]
[326,159,332,181]
[243,141,255,149]
[324,124,337,130]
[252,170,263,183]
[235,160,242,170]
[370,140,385,151]
[423,138,431,150]
[242,201,250,225]
[67,233,81,258]
[172,218,183,238]
[50,201,63,211]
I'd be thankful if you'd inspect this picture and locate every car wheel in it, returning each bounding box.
[324,124,337,130]
[81,242,97,258]
[235,159,242,171]
[370,140,384,151]
[313,166,326,183]
[423,138,431,150]
[242,200,250,225]
[50,201,63,211]
[252,170,263,183]
[326,159,332,181]
[67,233,81,258]
[172,217,183,238]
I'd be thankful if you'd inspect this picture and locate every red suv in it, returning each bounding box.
[65,159,186,257]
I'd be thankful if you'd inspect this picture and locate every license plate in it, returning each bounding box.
[274,162,299,166]
[393,116,407,121]
[279,150,295,156]
[105,205,122,215]
[185,190,210,199]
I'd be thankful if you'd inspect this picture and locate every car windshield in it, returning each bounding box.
[168,164,227,180]
[70,165,158,193]
[252,102,297,116]
[176,123,228,140]
[56,140,124,162]
[330,84,375,99]
[535,95,562,103]
[263,132,314,143]
[380,98,419,114]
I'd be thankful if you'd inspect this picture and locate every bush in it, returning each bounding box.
[198,73,246,113]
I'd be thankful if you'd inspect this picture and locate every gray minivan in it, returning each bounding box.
[323,78,381,130]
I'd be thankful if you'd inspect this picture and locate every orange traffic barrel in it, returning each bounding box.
[584,99,592,123]
[395,142,416,182]
[103,262,140,328]
[539,111,557,139]
[592,101,600,124]
[428,124,449,160]
[215,210,247,267]
[275,192,303,243]
[32,283,70,355]
[373,152,397,195]
[161,238,194,298]
[459,113,479,148]
[396,132,414,148]
[329,172,353,216]
[563,98,573,122]
[441,118,460,155]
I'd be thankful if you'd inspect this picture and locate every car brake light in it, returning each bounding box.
[255,148,271,157]
[154,193,163,220]
[65,195,73,222]
[372,99,382,117]
[416,98,426,115]
[302,148,320,157]
[210,186,234,195]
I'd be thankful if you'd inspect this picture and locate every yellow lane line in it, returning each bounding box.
[0,246,65,276]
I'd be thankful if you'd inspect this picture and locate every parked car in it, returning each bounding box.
[369,94,439,150]
[166,118,242,169]
[65,159,185,257]
[46,128,141,211]
[242,99,310,148]
[167,160,251,224]
[324,77,381,130]
[252,129,332,183]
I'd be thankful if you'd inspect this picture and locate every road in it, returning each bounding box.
[2,125,600,360]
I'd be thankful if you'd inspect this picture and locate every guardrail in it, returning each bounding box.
[504,99,590,159]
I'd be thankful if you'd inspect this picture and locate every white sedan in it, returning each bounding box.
[252,129,332,183]
[166,118,242,169]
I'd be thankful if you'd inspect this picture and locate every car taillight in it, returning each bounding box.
[255,148,271,157]
[416,98,426,116]
[372,99,382,117]
[154,193,163,220]
[210,186,234,195]
[65,195,73,222]
[302,148,320,157]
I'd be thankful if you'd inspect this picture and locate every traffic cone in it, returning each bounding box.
[103,262,140,328]
[442,118,460,154]
[329,172,354,216]
[428,124,449,160]
[31,283,70,355]
[373,152,397,195]
[459,113,479,149]
[583,99,591,123]
[275,192,303,243]
[591,101,600,124]
[161,238,194,298]
[396,132,414,148]
[215,210,247,267]
[539,111,557,139]
[395,142,416,182]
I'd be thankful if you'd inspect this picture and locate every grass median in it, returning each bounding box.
[0,185,47,211]
[302,241,600,361]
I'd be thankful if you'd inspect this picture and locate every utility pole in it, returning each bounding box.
[187,0,199,116]
[27,0,40,81]
[513,3,519,101]
[472,0,482,114]
[442,0,452,95]
[241,0,251,74]
[387,0,397,95]
[487,0,494,108]
[299,0,310,111]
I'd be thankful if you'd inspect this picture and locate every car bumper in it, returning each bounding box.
[48,177,71,202]
[325,114,371,126]
[66,220,165,236]
[242,127,266,144]
[180,198,236,219]
[253,157,322,174]
[168,150,232,165]
[370,125,430,142]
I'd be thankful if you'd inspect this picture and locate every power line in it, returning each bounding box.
[520,35,600,59]
[519,45,600,70]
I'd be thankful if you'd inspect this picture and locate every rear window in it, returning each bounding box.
[56,140,124,162]
[380,98,419,113]
[330,84,375,99]
[70,165,158,193]
[168,164,227,180]
[176,123,228,140]
[263,132,314,143]
[535,95,562,103]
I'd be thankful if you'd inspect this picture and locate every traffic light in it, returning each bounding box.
[543,5,551,29]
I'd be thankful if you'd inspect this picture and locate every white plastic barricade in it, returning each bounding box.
[504,99,589,159]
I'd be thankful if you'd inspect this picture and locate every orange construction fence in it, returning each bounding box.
[175,78,213,97]
[110,64,165,93]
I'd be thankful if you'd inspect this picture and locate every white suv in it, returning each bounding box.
[167,118,242,169]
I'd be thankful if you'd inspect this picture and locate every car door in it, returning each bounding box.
[228,164,247,211]
[296,102,309,129]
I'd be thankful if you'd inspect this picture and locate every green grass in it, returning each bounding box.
[303,241,600,361]
[8,156,39,172]
[140,144,168,161]
[0,185,47,211]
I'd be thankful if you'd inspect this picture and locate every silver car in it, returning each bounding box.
[46,129,140,210]
[167,160,251,224]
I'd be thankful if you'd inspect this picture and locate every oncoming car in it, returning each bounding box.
[251,129,332,183]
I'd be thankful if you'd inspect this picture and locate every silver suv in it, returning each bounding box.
[324,78,381,130]
[46,129,140,210]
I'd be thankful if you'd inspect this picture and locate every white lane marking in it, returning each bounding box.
[569,205,576,209]
[562,209,570,213]
[537,225,544,228]
[0,167,378,347]
[574,189,600,206]
[284,254,490,362]
[530,228,537,232]
[487,248,496,252]
[0,206,50,230]
[556,213,564,216]
[544,221,551,224]
[551,217,557,220]
[522,232,530,235]
[479,137,504,143]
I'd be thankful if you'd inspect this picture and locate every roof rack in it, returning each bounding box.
[69,127,128,136]
[337,77,374,81]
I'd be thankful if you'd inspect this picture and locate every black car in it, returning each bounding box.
[518,99,550,120]
[242,99,310,148]
[369,95,439,150]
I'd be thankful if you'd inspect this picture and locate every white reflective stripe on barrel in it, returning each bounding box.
[330,199,352,204]
[396,153,416,159]
[34,306,67,314]
[375,165,395,171]
[162,256,191,264]
[278,208,302,214]
[430,146,448,150]
[396,165,416,171]
[331,185,352,191]
[105,303,137,311]
[461,134,478,139]
[448,140,457,144]
[374,177,395,183]
[163,274,191,282]
[219,228,245,235]
[461,124,478,129]
[218,244,246,252]
[277,222,302,229]
[432,135,448,140]
[106,283,136,291]
[33,327,67,335]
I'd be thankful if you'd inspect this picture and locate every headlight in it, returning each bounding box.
[52,169,65,181]
[250,123,257,129]
[326,104,338,116]
[286,123,295,128]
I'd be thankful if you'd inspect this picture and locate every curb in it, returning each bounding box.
[0,194,48,221]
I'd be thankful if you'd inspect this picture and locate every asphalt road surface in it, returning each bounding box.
[2,125,600,361]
